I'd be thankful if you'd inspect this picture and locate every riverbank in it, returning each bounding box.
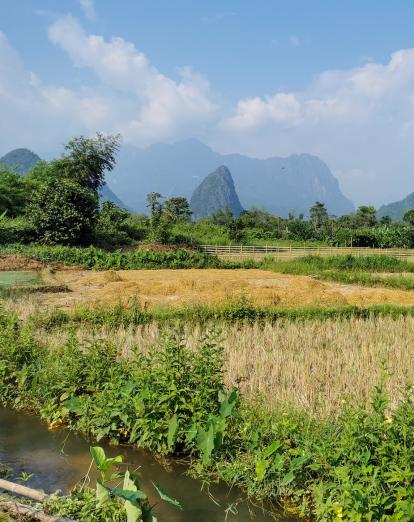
[2,307,414,520]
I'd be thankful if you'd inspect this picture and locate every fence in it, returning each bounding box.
[200,245,414,261]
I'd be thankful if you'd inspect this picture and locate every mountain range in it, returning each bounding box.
[0,149,126,207]
[110,139,354,216]
[1,140,355,217]
[377,193,414,221]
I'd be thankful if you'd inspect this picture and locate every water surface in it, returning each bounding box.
[0,408,296,521]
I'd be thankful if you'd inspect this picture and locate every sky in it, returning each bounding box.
[1,0,414,206]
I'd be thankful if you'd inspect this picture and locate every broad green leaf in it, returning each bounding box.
[219,389,239,418]
[262,441,281,459]
[255,459,270,482]
[90,447,107,471]
[186,424,198,443]
[167,415,178,448]
[107,487,147,505]
[280,471,295,487]
[152,482,182,510]
[123,470,142,522]
[96,481,110,507]
[63,397,83,414]
[196,424,215,464]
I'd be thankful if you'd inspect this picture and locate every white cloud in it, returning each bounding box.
[221,49,414,205]
[2,17,414,206]
[79,0,96,21]
[48,15,217,143]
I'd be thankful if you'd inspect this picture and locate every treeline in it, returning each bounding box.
[2,133,414,249]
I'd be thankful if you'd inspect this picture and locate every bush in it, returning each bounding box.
[0,217,35,245]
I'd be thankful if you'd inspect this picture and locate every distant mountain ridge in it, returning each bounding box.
[190,165,243,218]
[111,139,354,216]
[0,148,127,208]
[378,192,414,221]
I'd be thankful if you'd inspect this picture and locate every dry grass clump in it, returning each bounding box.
[37,316,414,417]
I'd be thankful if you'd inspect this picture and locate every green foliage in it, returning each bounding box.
[57,133,121,192]
[0,217,35,245]
[94,202,137,249]
[0,244,221,269]
[0,167,28,216]
[27,178,98,245]
[403,208,414,226]
[3,306,414,519]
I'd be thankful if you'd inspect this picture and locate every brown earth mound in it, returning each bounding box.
[0,254,45,271]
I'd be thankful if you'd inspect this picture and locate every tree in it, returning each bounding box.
[163,197,192,223]
[27,178,98,245]
[0,168,28,217]
[355,205,377,227]
[56,133,121,192]
[309,201,328,228]
[379,215,392,225]
[403,209,414,227]
[27,133,121,244]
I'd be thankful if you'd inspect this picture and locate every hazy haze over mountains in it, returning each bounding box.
[110,139,354,216]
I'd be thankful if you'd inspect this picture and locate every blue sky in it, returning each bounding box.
[2,0,414,204]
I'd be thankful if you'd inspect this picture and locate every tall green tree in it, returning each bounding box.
[309,201,329,229]
[355,205,377,227]
[403,209,414,227]
[27,133,121,245]
[0,167,28,217]
[163,197,192,223]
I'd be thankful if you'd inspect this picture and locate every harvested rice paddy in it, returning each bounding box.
[32,268,414,309]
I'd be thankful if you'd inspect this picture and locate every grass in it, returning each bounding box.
[2,308,414,519]
[261,254,414,291]
[22,307,414,417]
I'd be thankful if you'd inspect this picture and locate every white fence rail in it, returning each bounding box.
[200,245,414,260]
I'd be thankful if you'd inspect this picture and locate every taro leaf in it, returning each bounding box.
[167,415,178,449]
[152,482,182,510]
[123,470,142,522]
[196,424,215,464]
[63,397,83,415]
[96,481,110,507]
[255,459,270,482]
[280,471,295,487]
[262,441,282,459]
[107,487,147,505]
[90,446,123,476]
[90,447,106,471]
[186,424,198,444]
[219,389,239,418]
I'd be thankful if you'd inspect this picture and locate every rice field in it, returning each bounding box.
[30,315,414,417]
[27,268,414,310]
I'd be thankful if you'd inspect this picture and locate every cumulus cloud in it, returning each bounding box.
[221,49,414,204]
[48,15,217,142]
[2,16,414,205]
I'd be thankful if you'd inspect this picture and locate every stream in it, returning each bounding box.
[0,408,296,521]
